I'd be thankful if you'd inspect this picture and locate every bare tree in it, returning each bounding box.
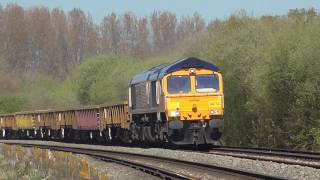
[151,11,161,53]
[85,15,99,57]
[151,11,177,54]
[0,5,6,68]
[100,12,121,55]
[68,8,88,65]
[120,12,138,56]
[0,5,209,78]
[177,13,205,42]
[4,4,30,73]
[135,17,150,57]
[51,8,69,77]
[27,7,52,74]
[159,11,177,51]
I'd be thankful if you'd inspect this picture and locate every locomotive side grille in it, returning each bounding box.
[135,82,149,109]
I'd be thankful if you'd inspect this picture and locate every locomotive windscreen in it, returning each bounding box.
[167,76,191,94]
[195,75,219,93]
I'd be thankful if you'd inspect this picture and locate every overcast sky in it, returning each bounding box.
[1,0,319,22]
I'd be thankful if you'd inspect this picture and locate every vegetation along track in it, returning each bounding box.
[205,146,320,169]
[1,141,284,180]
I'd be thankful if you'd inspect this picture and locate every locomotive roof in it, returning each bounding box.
[130,57,220,84]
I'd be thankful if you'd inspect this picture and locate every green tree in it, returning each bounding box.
[0,96,27,114]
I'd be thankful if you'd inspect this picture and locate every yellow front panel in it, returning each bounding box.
[166,95,224,120]
[167,96,223,111]
[163,68,224,121]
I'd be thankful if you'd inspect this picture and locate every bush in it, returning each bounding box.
[201,10,320,150]
[0,96,27,114]
[23,76,79,110]
[71,55,174,105]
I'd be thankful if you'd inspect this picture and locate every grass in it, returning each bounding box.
[0,157,47,180]
[0,145,108,180]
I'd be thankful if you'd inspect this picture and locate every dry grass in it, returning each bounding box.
[0,144,108,180]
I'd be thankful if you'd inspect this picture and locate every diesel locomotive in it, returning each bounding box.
[129,57,224,145]
[0,57,224,146]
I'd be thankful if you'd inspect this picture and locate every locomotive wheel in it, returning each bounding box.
[210,128,222,140]
[120,129,131,144]
[144,126,156,143]
[168,129,184,142]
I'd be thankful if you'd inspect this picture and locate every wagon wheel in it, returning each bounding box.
[72,130,81,143]
[1,129,5,138]
[96,131,106,143]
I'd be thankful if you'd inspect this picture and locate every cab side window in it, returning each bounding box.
[130,84,137,109]
[151,81,158,107]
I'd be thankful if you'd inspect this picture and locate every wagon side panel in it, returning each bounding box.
[75,109,99,130]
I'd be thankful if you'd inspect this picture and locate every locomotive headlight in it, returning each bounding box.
[210,110,219,115]
[189,68,196,75]
[170,111,180,117]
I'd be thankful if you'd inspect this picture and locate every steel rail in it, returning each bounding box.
[214,146,320,157]
[206,146,320,169]
[1,141,284,180]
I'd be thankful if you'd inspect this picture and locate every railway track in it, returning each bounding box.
[205,146,320,169]
[0,141,284,180]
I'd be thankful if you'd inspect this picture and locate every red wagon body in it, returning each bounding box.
[75,107,99,130]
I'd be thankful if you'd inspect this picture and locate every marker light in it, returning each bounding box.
[189,68,196,75]
[210,110,219,115]
[170,111,180,117]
